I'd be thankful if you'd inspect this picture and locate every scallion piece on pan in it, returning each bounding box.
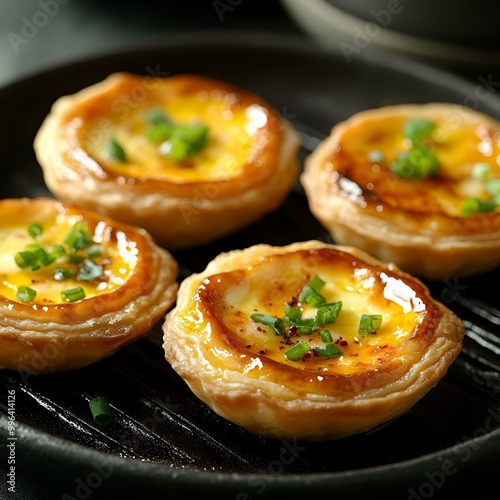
[89,397,113,426]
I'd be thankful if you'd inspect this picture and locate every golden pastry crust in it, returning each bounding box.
[301,103,500,280]
[34,73,300,249]
[162,240,464,440]
[0,197,178,373]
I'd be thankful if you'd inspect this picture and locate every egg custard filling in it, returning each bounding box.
[163,241,464,440]
[0,197,178,373]
[1,209,136,305]
[34,73,300,249]
[301,103,500,279]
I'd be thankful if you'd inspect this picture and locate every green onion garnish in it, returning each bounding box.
[293,317,316,335]
[284,305,302,321]
[358,314,383,337]
[460,197,498,217]
[15,250,41,270]
[285,341,311,361]
[64,222,92,252]
[145,107,210,161]
[16,286,37,303]
[390,143,439,179]
[53,267,76,281]
[77,259,104,281]
[160,122,209,162]
[472,162,492,181]
[86,244,102,258]
[106,138,127,163]
[313,343,343,359]
[50,244,67,261]
[146,107,171,126]
[299,274,326,307]
[319,329,333,343]
[315,301,342,326]
[89,397,113,426]
[403,117,436,143]
[61,286,86,302]
[484,179,500,198]
[250,313,284,335]
[28,223,43,239]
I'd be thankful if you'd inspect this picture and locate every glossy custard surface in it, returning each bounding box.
[331,114,500,217]
[66,75,280,186]
[181,248,440,395]
[0,203,137,306]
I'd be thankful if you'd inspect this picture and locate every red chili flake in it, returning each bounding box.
[339,339,348,347]
[302,353,312,362]
[245,344,252,349]
[256,326,264,332]
[287,296,298,307]
[259,349,268,355]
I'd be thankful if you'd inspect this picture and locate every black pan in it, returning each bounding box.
[1,32,499,500]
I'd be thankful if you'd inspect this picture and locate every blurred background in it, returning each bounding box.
[1,0,499,88]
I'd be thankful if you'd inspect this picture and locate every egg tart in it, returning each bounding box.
[34,73,300,249]
[162,240,464,440]
[0,197,178,374]
[301,103,500,280]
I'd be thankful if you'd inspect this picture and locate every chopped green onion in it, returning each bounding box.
[319,329,333,343]
[250,313,284,335]
[358,314,383,337]
[77,259,103,281]
[86,244,102,258]
[15,250,41,270]
[28,223,43,239]
[16,286,37,303]
[160,122,209,161]
[285,341,311,361]
[284,305,302,321]
[293,317,316,335]
[403,117,436,143]
[460,197,498,217]
[146,121,175,143]
[315,301,342,326]
[61,286,86,302]
[484,179,500,198]
[367,150,385,163]
[390,143,439,179]
[64,222,92,252]
[89,397,113,426]
[145,107,171,126]
[299,275,326,307]
[49,244,67,261]
[472,162,492,181]
[53,267,76,281]
[106,138,127,163]
[313,343,343,359]
[25,244,54,267]
[308,275,326,291]
[145,108,175,142]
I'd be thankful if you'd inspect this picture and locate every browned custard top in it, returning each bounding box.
[324,110,500,236]
[179,247,442,396]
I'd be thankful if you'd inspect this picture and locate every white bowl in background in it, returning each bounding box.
[280,0,500,72]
